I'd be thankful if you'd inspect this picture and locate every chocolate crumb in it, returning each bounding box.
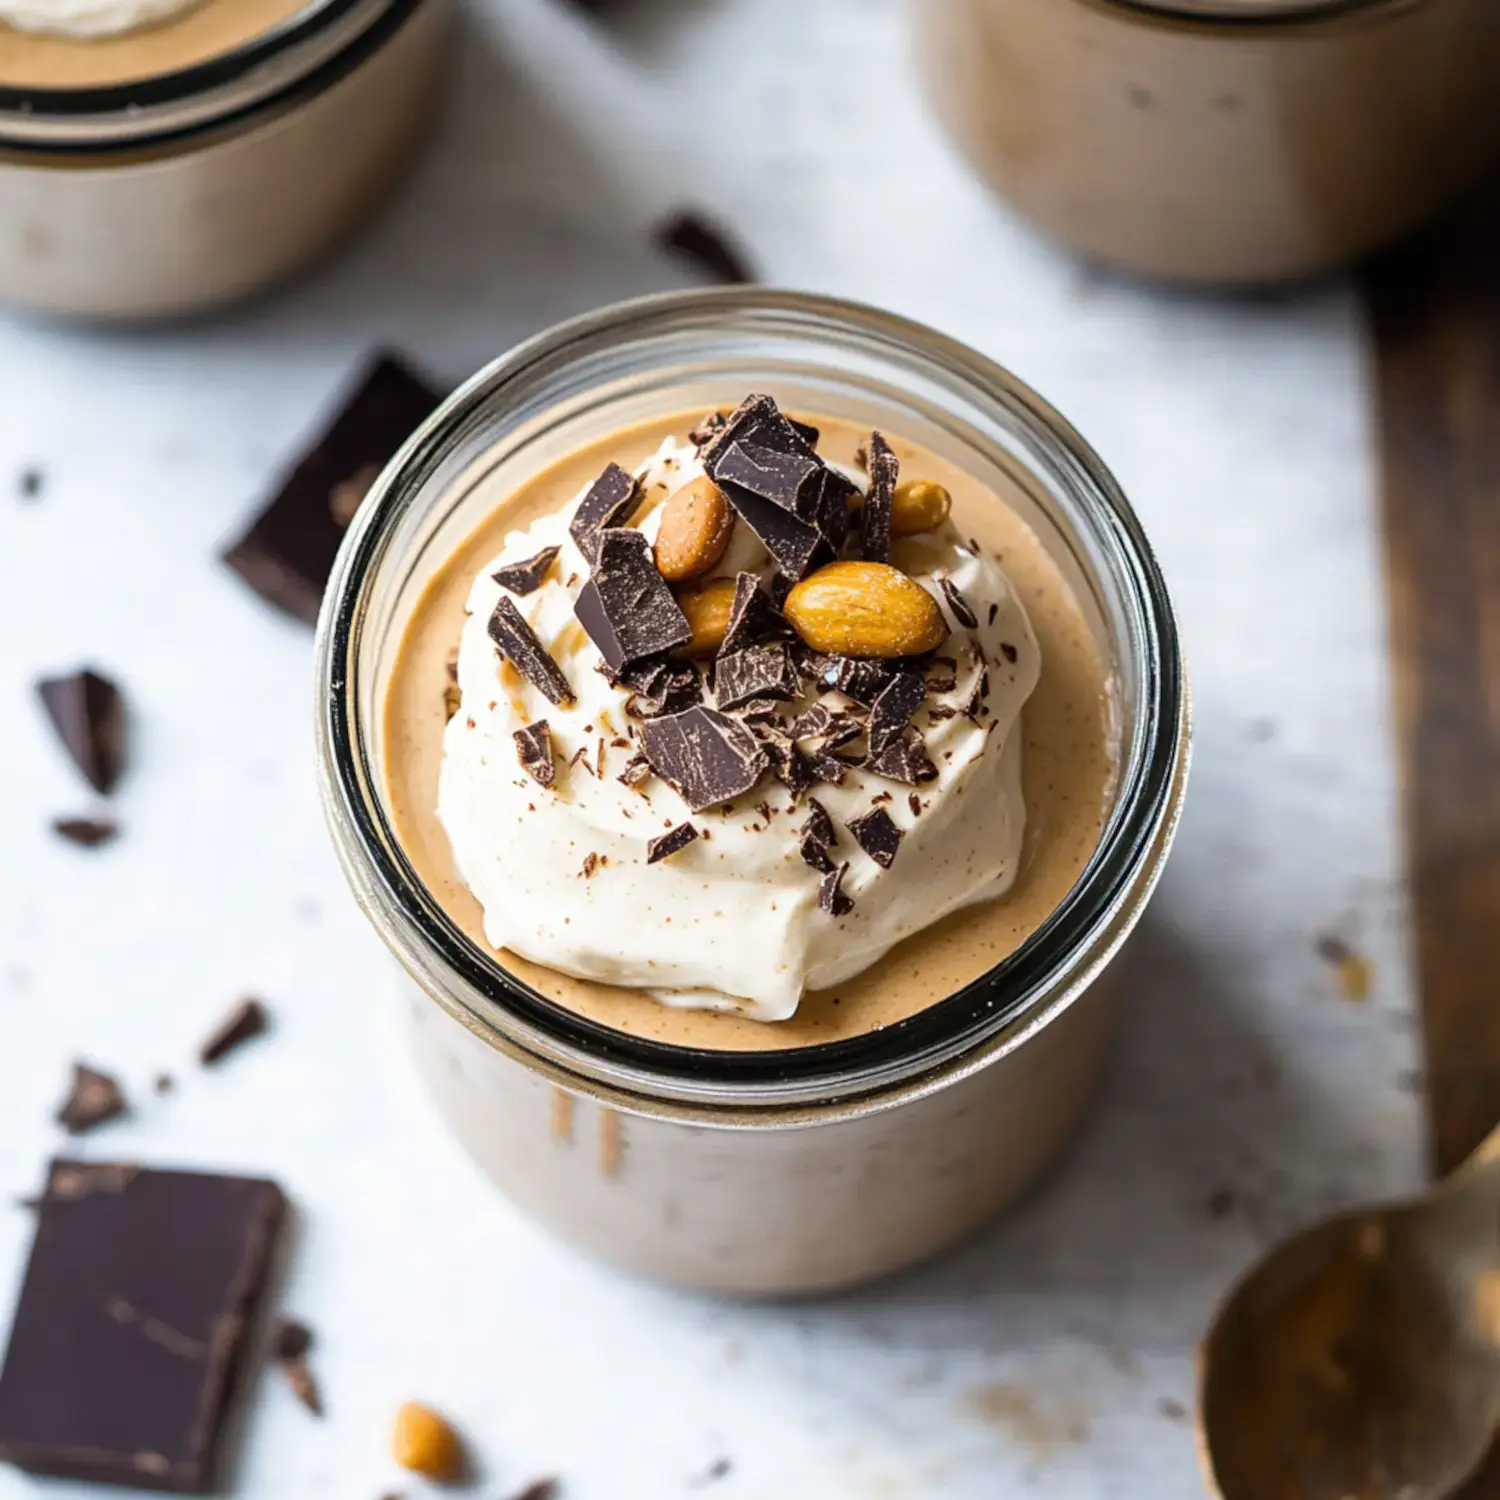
[153,1073,174,1095]
[507,1482,560,1500]
[647,822,699,863]
[818,862,854,916]
[493,546,561,597]
[200,997,269,1066]
[618,752,652,787]
[37,668,126,796]
[871,791,893,804]
[689,411,729,449]
[489,597,575,706]
[514,721,556,788]
[988,602,999,626]
[581,853,599,878]
[273,1318,312,1362]
[18,466,43,499]
[847,806,904,869]
[939,576,978,629]
[908,793,923,817]
[654,209,756,284]
[928,705,957,722]
[1001,642,1018,663]
[281,1358,322,1418]
[55,1062,127,1134]
[51,816,118,848]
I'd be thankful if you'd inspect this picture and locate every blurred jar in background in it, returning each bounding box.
[912,0,1500,285]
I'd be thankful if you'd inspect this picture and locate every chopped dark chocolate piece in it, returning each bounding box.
[861,432,898,564]
[802,798,836,849]
[715,478,831,581]
[52,815,119,848]
[926,656,959,693]
[489,596,575,706]
[864,725,939,785]
[223,352,441,623]
[55,1063,126,1135]
[641,706,767,812]
[1001,641,1019,663]
[792,640,834,682]
[514,721,555,788]
[909,792,923,817]
[688,411,729,449]
[0,1160,286,1493]
[580,852,599,878]
[715,440,823,519]
[37,668,126,796]
[818,863,854,916]
[939,575,978,629]
[700,395,820,476]
[756,728,814,800]
[847,806,904,869]
[960,667,989,721]
[618,752,652,787]
[928,704,958,722]
[736,697,781,722]
[273,1318,312,1362]
[573,528,691,670]
[867,671,926,754]
[647,822,699,863]
[812,466,855,552]
[807,747,849,785]
[720,572,789,658]
[493,546,560,597]
[828,655,899,706]
[799,834,834,874]
[569,463,641,563]
[653,209,757,285]
[714,642,799,711]
[199,997,269,1066]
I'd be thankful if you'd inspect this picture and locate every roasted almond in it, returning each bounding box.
[391,1402,464,1481]
[890,479,952,537]
[674,577,738,657]
[654,475,734,582]
[784,562,949,659]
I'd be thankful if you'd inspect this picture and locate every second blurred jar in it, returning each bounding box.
[912,0,1500,285]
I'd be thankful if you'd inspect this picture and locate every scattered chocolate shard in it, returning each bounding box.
[736,697,781,722]
[493,546,560,597]
[714,643,799,711]
[988,602,999,626]
[802,799,836,849]
[52,815,119,849]
[939,575,978,629]
[199,997,269,1066]
[0,1161,286,1492]
[714,440,823,520]
[489,596,575,706]
[720,572,790,658]
[791,640,834,682]
[700,394,820,475]
[37,669,126,796]
[618,752,652,787]
[18,466,43,499]
[847,806,903,869]
[812,466,856,552]
[508,1481,560,1500]
[807,747,849,785]
[908,792,923,817]
[861,432,898,564]
[514,720,556,788]
[926,656,958,693]
[715,478,831,581]
[272,1318,311,1362]
[864,725,939,785]
[641,706,768,812]
[153,1075,174,1096]
[574,528,691,671]
[653,209,757,285]
[569,463,641,563]
[688,411,729,449]
[55,1063,126,1135]
[818,863,853,916]
[828,655,899,706]
[223,352,442,624]
[757,728,814,800]
[1001,641,1019,663]
[799,834,834,874]
[867,671,926,754]
[581,852,599,878]
[647,822,699,863]
[960,667,989,721]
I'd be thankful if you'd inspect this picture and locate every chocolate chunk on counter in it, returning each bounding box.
[802,798,836,849]
[714,642,799,711]
[861,431,898,564]
[0,1161,286,1493]
[939,575,978,629]
[223,352,442,624]
[647,822,699,863]
[569,463,641,564]
[514,721,556,788]
[864,725,939,785]
[52,816,119,849]
[488,596,575,706]
[493,546,560,597]
[55,1063,126,1135]
[847,806,904,869]
[641,706,767,812]
[37,669,126,796]
[867,670,925,754]
[653,209,757,285]
[573,528,691,670]
[818,862,854,916]
[199,997,269,1066]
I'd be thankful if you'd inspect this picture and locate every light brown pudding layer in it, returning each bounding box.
[382,411,1114,1052]
[0,0,309,89]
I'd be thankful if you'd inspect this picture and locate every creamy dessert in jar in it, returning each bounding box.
[383,395,1115,1049]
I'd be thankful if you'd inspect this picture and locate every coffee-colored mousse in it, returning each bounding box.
[0,0,310,90]
[381,410,1115,1053]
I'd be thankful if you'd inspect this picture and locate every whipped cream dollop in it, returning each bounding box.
[0,0,205,39]
[438,433,1041,1021]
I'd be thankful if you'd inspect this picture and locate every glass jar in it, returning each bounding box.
[0,0,447,319]
[314,289,1190,1295]
[912,0,1500,285]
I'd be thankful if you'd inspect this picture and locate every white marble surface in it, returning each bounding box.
[0,0,1425,1496]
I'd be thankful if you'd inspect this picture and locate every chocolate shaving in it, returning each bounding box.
[756,728,814,800]
[618,752,652,787]
[489,596,575,706]
[1001,642,1019,663]
[736,697,782,722]
[928,705,958,722]
[909,792,923,817]
[653,209,757,284]
[864,725,939,785]
[960,668,989,721]
[818,862,854,916]
[867,671,925,754]
[281,1359,322,1418]
[508,1482,560,1500]
[688,411,729,449]
[569,463,641,563]
[52,816,119,849]
[861,432,898,563]
[200,997,269,1065]
[574,528,691,671]
[988,602,999,626]
[641,706,768,812]
[720,572,790,658]
[55,1064,126,1135]
[714,642,799,711]
[847,806,904,869]
[799,834,834,874]
[926,656,958,693]
[273,1318,312,1362]
[827,656,899,707]
[493,546,560,597]
[581,853,599,878]
[647,822,699,863]
[802,799,836,849]
[939,575,978,629]
[513,720,555,788]
[37,669,126,796]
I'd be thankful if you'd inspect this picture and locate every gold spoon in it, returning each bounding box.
[1199,1127,1500,1500]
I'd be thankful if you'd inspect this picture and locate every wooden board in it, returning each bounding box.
[1362,182,1500,1180]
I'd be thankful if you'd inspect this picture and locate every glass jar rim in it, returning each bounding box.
[1100,0,1406,23]
[316,289,1188,1105]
